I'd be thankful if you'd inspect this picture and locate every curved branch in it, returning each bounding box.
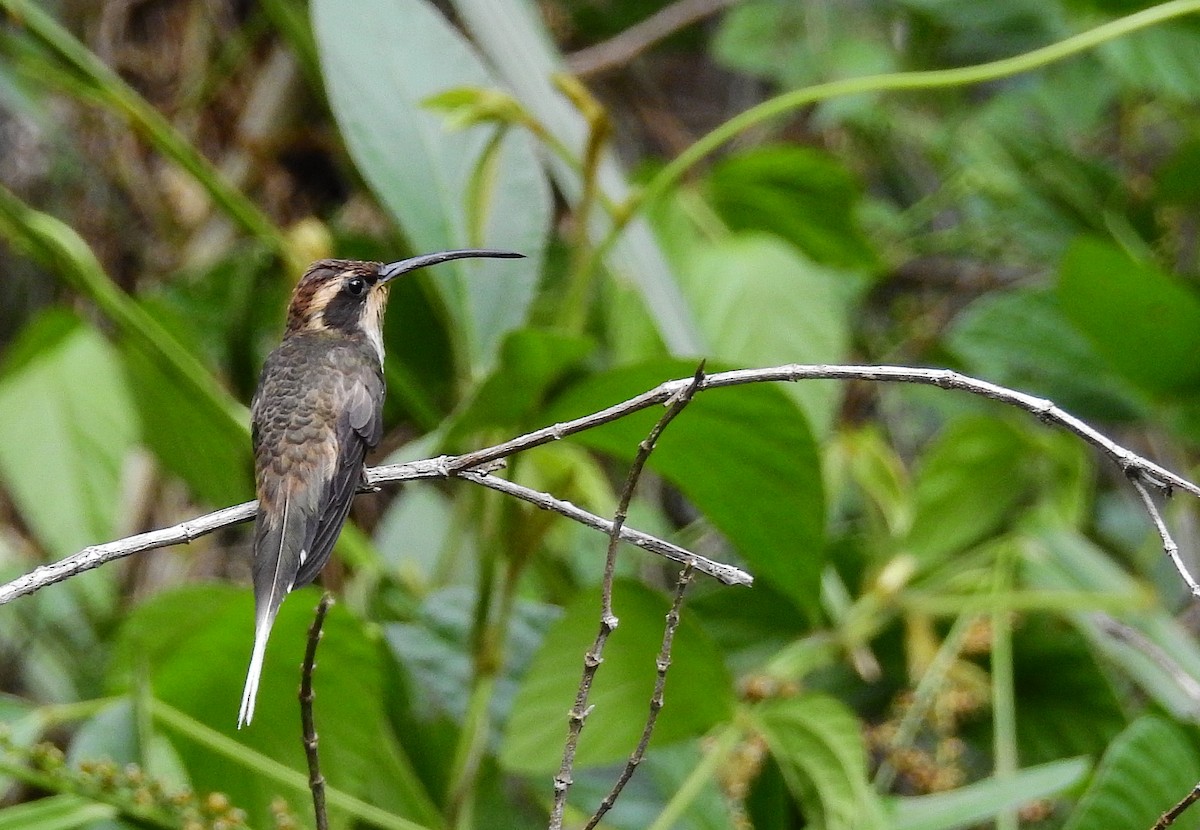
[3,363,1198,606]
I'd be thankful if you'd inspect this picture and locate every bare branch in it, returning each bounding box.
[441,365,1200,500]
[6,363,1200,606]
[585,562,695,830]
[566,0,740,76]
[1128,473,1200,597]
[550,363,705,830]
[0,460,724,604]
[1154,783,1200,830]
[300,593,334,830]
[455,469,750,586]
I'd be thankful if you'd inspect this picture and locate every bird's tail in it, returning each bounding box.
[240,487,316,728]
[238,606,279,729]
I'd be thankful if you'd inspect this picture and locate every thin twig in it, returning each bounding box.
[455,468,749,586]
[1154,783,1200,830]
[566,0,740,76]
[585,562,695,830]
[1128,472,1200,597]
[300,593,334,830]
[6,363,1200,605]
[549,363,705,830]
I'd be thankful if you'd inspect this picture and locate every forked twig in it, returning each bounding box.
[300,593,334,830]
[585,562,695,830]
[1128,472,1199,596]
[548,363,706,830]
[454,469,749,586]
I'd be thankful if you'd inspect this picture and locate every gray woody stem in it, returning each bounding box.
[549,364,705,830]
[3,363,1199,605]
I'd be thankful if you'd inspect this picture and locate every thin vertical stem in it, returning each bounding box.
[991,549,1018,830]
[585,563,695,830]
[549,363,706,830]
[300,593,335,830]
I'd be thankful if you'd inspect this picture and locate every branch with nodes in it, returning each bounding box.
[4,363,1200,609]
[550,363,705,830]
[300,594,334,830]
[3,362,1200,828]
[584,561,694,830]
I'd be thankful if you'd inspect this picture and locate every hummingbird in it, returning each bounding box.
[239,248,523,728]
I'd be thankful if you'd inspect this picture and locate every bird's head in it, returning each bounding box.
[283,249,523,360]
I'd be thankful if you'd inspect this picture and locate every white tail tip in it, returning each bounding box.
[237,624,270,729]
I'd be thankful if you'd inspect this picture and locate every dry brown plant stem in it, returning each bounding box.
[300,593,334,830]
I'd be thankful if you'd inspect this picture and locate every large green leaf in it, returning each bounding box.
[108,585,439,830]
[120,341,254,507]
[544,359,825,610]
[312,0,551,372]
[707,147,879,271]
[448,0,705,355]
[889,757,1090,830]
[385,586,559,748]
[1098,23,1200,101]
[446,327,595,445]
[945,286,1146,421]
[1057,237,1200,396]
[0,311,138,557]
[1063,717,1200,830]
[750,694,885,830]
[500,580,733,775]
[680,234,853,435]
[903,417,1032,566]
[1023,526,1200,721]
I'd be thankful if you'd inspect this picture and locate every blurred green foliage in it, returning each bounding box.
[3,0,1200,828]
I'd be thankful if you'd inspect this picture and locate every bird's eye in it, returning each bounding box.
[346,277,367,297]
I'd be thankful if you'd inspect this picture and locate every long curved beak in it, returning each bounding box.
[378,249,524,284]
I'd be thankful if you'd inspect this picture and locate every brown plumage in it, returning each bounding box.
[238,249,524,728]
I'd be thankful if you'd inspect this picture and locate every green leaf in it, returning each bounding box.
[0,795,116,830]
[679,235,854,435]
[1098,23,1200,101]
[68,700,191,795]
[713,1,812,88]
[1006,618,1125,766]
[1156,138,1200,206]
[890,757,1090,830]
[945,286,1147,421]
[903,417,1031,565]
[108,585,440,830]
[1063,717,1200,830]
[385,586,559,748]
[544,359,825,610]
[1023,527,1200,721]
[750,694,886,830]
[707,147,879,270]
[448,0,706,355]
[0,311,138,557]
[120,342,254,507]
[500,580,733,775]
[1058,237,1200,396]
[446,327,594,444]
[312,0,551,372]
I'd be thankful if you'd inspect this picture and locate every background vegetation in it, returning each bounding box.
[3,0,1200,828]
